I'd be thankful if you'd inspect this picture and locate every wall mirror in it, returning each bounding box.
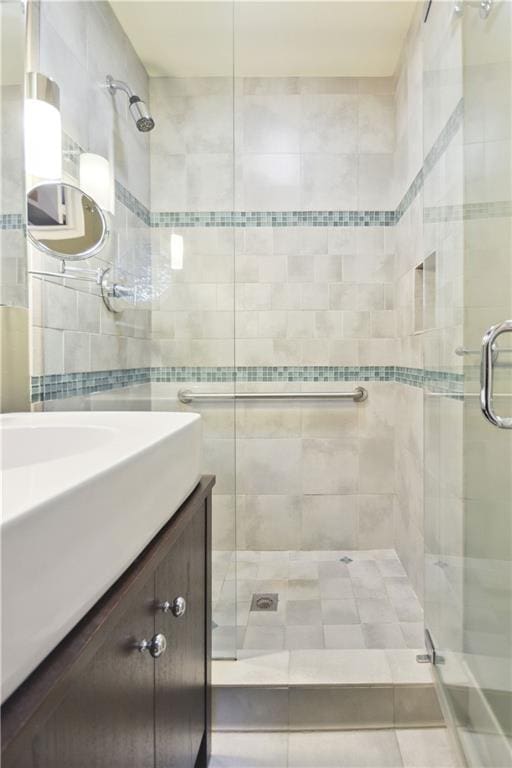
[27,182,108,260]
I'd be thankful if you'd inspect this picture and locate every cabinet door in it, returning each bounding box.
[30,579,155,768]
[155,506,206,768]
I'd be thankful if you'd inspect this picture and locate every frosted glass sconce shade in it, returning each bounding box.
[25,72,62,180]
[79,153,115,214]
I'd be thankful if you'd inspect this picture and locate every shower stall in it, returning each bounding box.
[25,0,511,764]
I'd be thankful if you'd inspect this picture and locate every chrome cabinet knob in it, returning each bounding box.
[158,596,187,617]
[137,632,167,658]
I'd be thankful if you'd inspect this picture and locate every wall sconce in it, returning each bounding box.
[170,233,183,270]
[79,152,115,214]
[25,72,62,180]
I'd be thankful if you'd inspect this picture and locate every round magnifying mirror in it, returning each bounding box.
[27,182,108,260]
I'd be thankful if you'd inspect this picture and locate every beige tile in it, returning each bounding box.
[213,686,289,731]
[244,625,285,650]
[289,686,394,730]
[210,731,288,767]
[302,439,359,494]
[396,728,458,768]
[394,685,443,727]
[289,650,392,685]
[286,599,322,626]
[301,495,358,549]
[285,625,324,650]
[321,599,360,625]
[212,652,290,686]
[288,729,402,767]
[324,625,366,649]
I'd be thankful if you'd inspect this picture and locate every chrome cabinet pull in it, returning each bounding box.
[137,633,167,658]
[158,596,187,617]
[480,319,512,429]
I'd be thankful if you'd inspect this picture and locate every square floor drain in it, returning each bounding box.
[339,556,353,564]
[250,593,278,612]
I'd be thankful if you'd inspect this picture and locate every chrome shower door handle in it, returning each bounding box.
[480,319,512,428]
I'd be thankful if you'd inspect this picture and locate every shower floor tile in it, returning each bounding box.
[213,549,423,653]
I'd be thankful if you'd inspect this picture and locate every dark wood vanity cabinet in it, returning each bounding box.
[1,476,214,768]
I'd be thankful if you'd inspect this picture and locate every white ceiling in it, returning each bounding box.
[110,1,418,79]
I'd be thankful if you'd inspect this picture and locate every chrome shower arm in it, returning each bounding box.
[106,75,134,98]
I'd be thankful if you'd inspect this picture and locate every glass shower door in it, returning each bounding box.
[424,2,512,765]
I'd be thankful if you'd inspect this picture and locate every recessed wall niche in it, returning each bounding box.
[414,252,436,332]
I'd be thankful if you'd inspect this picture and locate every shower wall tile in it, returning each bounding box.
[149,76,396,212]
[34,0,152,381]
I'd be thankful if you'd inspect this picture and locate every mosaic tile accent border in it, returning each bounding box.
[114,181,150,225]
[0,214,24,230]
[31,368,151,403]
[32,365,463,402]
[150,210,397,229]
[56,99,481,233]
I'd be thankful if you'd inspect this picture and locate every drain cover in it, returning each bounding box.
[250,593,278,612]
[339,556,353,564]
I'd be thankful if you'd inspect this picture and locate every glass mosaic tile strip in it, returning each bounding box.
[31,365,464,402]
[31,368,151,403]
[150,210,397,228]
[0,214,24,230]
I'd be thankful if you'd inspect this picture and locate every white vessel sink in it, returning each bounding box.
[1,411,202,702]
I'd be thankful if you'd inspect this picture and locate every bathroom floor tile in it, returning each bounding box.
[396,728,458,767]
[210,731,288,767]
[229,549,423,653]
[285,624,325,650]
[288,729,403,767]
[323,624,366,649]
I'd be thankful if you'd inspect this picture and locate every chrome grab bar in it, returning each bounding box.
[456,345,512,358]
[178,386,368,405]
[480,319,512,429]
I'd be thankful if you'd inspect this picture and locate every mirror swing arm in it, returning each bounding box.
[27,181,133,313]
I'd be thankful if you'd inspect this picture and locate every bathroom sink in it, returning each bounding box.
[1,411,202,702]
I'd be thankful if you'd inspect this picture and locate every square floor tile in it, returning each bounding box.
[319,577,355,599]
[243,625,285,650]
[362,622,407,649]
[288,729,403,767]
[396,728,457,767]
[285,625,324,650]
[358,598,398,624]
[211,731,288,767]
[324,625,366,649]
[321,598,360,625]
[288,579,321,600]
[286,599,322,626]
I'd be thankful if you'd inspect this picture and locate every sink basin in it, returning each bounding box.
[1,411,202,702]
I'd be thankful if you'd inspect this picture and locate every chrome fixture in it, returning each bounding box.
[158,596,187,617]
[178,387,368,404]
[26,71,59,111]
[456,345,511,360]
[480,319,512,429]
[250,593,278,612]
[454,0,492,18]
[100,267,134,313]
[106,75,155,132]
[137,633,167,658]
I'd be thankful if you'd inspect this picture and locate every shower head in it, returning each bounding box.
[106,75,155,133]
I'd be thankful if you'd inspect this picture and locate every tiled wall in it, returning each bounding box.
[149,76,399,555]
[393,8,426,603]
[31,0,152,383]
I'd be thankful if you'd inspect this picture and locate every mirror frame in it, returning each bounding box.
[26,181,109,261]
